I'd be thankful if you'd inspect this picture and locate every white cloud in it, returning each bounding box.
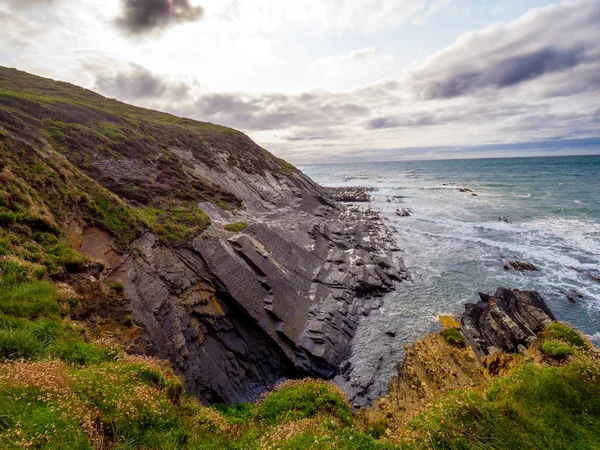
[309,48,395,87]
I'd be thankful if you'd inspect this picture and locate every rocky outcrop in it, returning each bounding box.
[364,288,556,432]
[86,167,408,404]
[461,288,555,358]
[323,186,375,202]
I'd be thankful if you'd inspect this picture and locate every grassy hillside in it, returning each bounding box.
[0,271,598,449]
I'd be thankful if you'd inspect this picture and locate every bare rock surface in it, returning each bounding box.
[323,186,375,202]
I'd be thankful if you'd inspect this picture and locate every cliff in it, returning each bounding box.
[0,66,408,404]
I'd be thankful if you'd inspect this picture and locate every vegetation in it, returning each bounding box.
[541,341,573,359]
[398,361,600,449]
[278,158,296,174]
[223,221,248,232]
[441,328,465,347]
[1,277,598,450]
[543,322,587,348]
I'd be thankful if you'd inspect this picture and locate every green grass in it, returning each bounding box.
[278,158,296,174]
[0,277,59,319]
[223,222,248,232]
[137,204,211,244]
[441,328,465,347]
[541,341,573,359]
[0,277,115,364]
[401,361,600,449]
[254,380,353,427]
[543,322,586,348]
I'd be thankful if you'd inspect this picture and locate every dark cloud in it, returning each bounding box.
[409,0,600,100]
[423,46,589,99]
[94,64,190,101]
[115,0,203,35]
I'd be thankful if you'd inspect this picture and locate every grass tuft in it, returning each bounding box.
[441,328,465,347]
[543,322,586,348]
[541,341,573,359]
[223,221,248,232]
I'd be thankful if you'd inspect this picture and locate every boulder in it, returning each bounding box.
[505,260,537,271]
[461,288,555,357]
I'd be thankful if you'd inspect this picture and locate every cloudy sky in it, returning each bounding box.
[2,0,600,163]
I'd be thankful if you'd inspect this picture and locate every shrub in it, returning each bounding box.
[106,280,125,293]
[541,341,573,360]
[441,328,465,347]
[366,418,388,438]
[255,380,352,426]
[0,210,16,226]
[223,222,248,232]
[544,323,586,348]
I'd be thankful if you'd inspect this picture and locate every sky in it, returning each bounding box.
[1,0,600,163]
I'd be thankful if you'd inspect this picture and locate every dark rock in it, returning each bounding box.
[109,177,409,404]
[461,288,555,357]
[569,267,600,284]
[565,289,583,304]
[395,208,412,217]
[506,260,537,271]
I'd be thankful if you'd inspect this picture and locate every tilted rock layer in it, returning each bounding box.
[0,66,408,404]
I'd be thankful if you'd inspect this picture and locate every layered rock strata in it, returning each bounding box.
[85,168,408,404]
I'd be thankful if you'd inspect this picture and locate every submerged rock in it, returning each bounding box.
[395,208,412,217]
[505,260,537,271]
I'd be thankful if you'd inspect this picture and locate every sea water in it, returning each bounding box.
[300,155,600,402]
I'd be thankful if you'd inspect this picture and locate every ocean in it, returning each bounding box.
[300,155,600,402]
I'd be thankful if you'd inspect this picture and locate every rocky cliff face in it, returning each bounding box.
[0,67,408,404]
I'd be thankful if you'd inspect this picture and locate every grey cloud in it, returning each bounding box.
[92,65,372,132]
[424,46,589,99]
[95,65,190,101]
[115,0,203,35]
[186,92,371,131]
[409,0,600,100]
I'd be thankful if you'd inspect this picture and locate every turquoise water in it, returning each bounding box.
[301,155,600,402]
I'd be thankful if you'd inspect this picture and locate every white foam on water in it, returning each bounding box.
[522,217,600,256]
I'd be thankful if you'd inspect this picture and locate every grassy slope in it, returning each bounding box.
[0,274,598,449]
[0,66,299,253]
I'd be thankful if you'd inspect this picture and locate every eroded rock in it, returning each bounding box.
[461,288,555,357]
